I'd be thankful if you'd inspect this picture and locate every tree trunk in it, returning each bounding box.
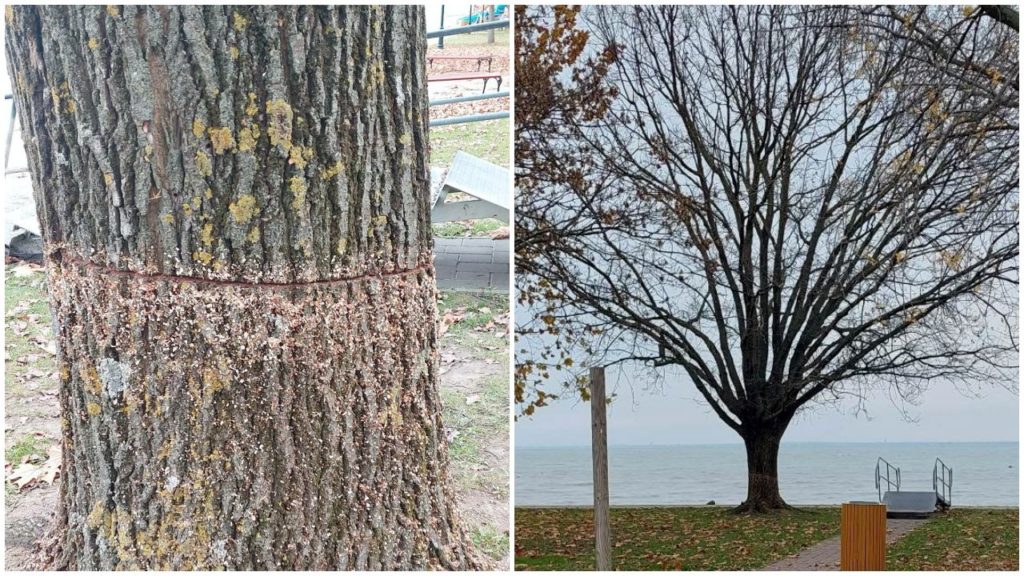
[6,5,480,570]
[735,426,791,513]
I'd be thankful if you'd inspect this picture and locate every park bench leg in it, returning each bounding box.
[481,78,488,94]
[496,76,503,93]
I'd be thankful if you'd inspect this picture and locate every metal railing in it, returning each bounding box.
[428,91,509,128]
[429,91,508,107]
[426,20,508,40]
[875,457,901,501]
[425,19,509,128]
[933,458,953,506]
[429,111,508,128]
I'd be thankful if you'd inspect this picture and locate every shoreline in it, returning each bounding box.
[515,504,1019,509]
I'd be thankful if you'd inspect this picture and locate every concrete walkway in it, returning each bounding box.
[434,237,509,292]
[764,518,929,571]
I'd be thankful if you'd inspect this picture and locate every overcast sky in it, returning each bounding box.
[516,6,1019,449]
[516,364,1019,447]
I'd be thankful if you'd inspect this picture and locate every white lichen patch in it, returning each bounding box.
[97,357,132,399]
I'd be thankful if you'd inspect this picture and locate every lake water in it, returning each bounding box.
[515,442,1018,506]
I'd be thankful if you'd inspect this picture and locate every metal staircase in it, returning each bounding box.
[875,457,952,518]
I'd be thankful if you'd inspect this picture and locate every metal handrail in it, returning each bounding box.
[875,457,901,501]
[429,111,508,127]
[933,458,953,506]
[426,20,508,39]
[430,91,509,107]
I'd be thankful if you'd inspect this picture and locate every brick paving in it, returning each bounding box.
[764,518,929,571]
[434,237,509,292]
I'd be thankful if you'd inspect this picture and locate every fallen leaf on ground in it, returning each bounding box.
[6,444,61,491]
[489,226,510,239]
[438,307,467,338]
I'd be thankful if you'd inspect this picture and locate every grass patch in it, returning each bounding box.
[442,373,508,469]
[514,506,840,571]
[5,266,57,399]
[471,524,511,562]
[432,218,504,238]
[437,292,509,501]
[5,434,47,464]
[430,118,509,169]
[887,508,1018,571]
[438,291,508,341]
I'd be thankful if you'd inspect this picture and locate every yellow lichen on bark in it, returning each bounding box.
[237,124,259,151]
[207,127,236,155]
[287,145,305,168]
[289,176,307,210]
[245,92,258,117]
[320,160,344,180]
[195,150,213,176]
[192,118,206,139]
[266,99,293,149]
[229,195,258,223]
[87,37,99,50]
[200,222,214,246]
[193,251,214,265]
[80,365,102,395]
[232,11,248,31]
[86,501,108,529]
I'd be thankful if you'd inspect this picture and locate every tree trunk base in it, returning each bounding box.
[44,259,481,570]
[731,498,794,514]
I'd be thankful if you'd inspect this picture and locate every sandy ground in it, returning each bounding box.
[3,263,509,569]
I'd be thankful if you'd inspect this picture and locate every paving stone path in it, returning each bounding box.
[434,237,509,292]
[764,518,929,571]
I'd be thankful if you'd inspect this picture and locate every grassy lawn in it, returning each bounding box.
[888,509,1019,571]
[514,506,840,571]
[429,117,509,169]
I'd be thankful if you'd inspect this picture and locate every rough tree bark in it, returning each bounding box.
[738,422,791,513]
[5,5,479,570]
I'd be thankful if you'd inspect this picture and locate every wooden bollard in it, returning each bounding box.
[590,367,612,571]
[840,502,887,570]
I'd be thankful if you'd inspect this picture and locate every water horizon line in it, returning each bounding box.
[517,439,1020,450]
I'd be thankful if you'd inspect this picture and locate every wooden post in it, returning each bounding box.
[590,367,612,571]
[840,502,886,570]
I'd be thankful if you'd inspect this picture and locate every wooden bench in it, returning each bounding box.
[427,55,493,72]
[427,71,503,93]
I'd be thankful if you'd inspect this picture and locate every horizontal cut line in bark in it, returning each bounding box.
[52,252,434,289]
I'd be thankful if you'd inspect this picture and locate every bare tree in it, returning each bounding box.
[518,5,1018,512]
[853,5,1020,93]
